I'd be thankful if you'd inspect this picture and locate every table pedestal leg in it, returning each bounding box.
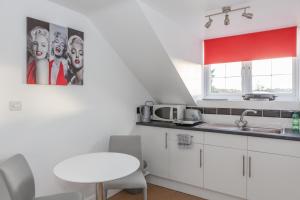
[96,183,104,200]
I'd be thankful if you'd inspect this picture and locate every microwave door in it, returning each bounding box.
[154,107,171,121]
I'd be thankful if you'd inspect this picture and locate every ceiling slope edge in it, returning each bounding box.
[86,0,196,105]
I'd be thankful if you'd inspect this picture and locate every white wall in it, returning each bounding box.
[86,0,195,105]
[137,0,300,128]
[198,0,300,110]
[138,1,204,102]
[203,0,300,40]
[0,0,152,198]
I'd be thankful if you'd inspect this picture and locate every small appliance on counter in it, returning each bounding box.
[152,104,186,122]
[173,108,203,126]
[139,101,154,123]
[242,93,277,101]
[184,108,203,121]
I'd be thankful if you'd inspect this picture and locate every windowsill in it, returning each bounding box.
[202,95,299,102]
[196,98,300,110]
[201,98,298,102]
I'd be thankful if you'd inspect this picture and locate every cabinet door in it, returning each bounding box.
[169,141,204,187]
[247,151,300,200]
[204,145,247,198]
[139,126,169,178]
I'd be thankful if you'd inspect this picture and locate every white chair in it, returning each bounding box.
[103,135,147,200]
[0,154,83,200]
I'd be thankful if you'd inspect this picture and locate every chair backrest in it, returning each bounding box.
[0,173,11,200]
[109,135,143,170]
[0,154,35,200]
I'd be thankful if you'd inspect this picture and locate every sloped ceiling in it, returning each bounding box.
[140,0,251,36]
[50,0,300,105]
[50,0,196,105]
[140,0,300,39]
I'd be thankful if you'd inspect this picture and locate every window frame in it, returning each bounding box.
[203,58,299,101]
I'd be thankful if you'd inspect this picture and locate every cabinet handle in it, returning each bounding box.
[200,149,203,168]
[249,156,252,178]
[165,132,168,149]
[242,155,245,176]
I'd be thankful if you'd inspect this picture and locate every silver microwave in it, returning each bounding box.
[152,104,186,122]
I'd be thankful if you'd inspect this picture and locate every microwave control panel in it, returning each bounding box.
[173,108,177,120]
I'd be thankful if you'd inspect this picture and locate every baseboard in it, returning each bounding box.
[146,175,245,200]
[85,189,122,200]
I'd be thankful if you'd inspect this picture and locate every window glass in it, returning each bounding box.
[211,64,225,77]
[252,60,271,75]
[252,76,272,92]
[252,57,293,93]
[210,62,242,94]
[211,78,226,93]
[272,75,292,93]
[226,62,243,77]
[206,57,294,98]
[272,58,293,75]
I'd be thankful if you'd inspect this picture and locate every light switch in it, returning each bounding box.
[9,101,22,111]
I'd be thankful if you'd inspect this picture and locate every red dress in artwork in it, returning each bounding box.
[27,60,36,84]
[49,60,68,85]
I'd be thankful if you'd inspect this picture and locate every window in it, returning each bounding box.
[204,57,297,100]
[209,62,242,94]
[252,58,293,93]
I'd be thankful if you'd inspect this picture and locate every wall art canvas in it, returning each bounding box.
[27,17,84,85]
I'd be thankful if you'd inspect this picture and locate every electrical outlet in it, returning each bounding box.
[9,101,22,111]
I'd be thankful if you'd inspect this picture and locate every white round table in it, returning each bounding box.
[54,152,140,200]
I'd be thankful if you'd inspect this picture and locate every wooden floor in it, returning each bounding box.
[109,184,206,200]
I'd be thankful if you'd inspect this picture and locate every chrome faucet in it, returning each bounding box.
[235,110,257,128]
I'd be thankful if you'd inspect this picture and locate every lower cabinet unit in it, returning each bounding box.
[247,151,300,200]
[136,125,300,200]
[138,126,169,178]
[204,145,247,199]
[169,141,204,187]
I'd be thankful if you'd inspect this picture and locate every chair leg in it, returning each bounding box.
[143,187,147,200]
[103,189,107,200]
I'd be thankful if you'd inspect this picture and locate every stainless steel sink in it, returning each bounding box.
[198,123,284,135]
[240,127,283,134]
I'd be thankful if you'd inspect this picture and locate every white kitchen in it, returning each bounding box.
[0,0,300,200]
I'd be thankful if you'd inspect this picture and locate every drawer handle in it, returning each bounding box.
[243,155,245,176]
[200,149,203,168]
[165,132,168,149]
[249,156,252,178]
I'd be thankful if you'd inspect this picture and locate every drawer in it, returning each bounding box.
[248,137,300,157]
[166,128,204,144]
[204,132,247,150]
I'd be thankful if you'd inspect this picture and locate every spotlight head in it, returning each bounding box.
[242,12,253,19]
[205,17,213,29]
[224,14,230,26]
[222,6,231,13]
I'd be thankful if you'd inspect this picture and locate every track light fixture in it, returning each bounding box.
[242,9,254,19]
[205,17,213,28]
[204,6,253,29]
[224,14,230,26]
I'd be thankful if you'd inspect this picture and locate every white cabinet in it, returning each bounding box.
[204,145,247,198]
[135,125,300,200]
[167,129,204,187]
[169,141,204,187]
[137,126,169,178]
[136,126,204,186]
[247,151,300,200]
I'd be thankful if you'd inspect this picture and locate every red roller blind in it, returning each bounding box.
[204,26,297,65]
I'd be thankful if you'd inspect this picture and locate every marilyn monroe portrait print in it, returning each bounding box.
[26,17,84,86]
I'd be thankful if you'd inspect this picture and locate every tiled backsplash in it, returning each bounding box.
[137,106,298,119]
[186,107,298,119]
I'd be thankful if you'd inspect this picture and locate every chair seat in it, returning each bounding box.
[104,170,147,189]
[36,192,83,200]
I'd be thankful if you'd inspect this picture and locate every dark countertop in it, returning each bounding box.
[136,121,300,142]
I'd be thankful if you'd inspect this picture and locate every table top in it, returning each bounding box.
[53,152,140,183]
